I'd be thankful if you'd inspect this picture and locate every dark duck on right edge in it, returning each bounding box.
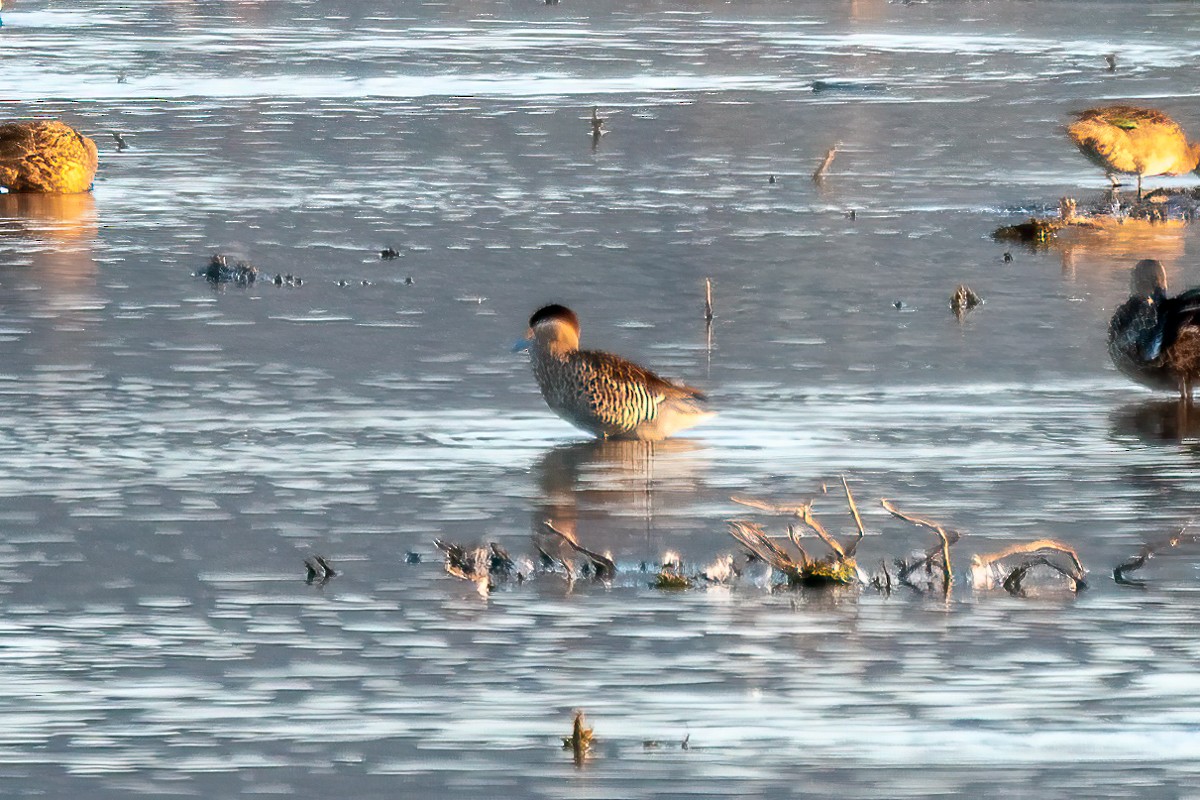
[1109,259,1200,402]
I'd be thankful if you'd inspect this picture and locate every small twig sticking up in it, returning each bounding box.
[880,499,956,594]
[812,145,838,182]
[704,278,714,323]
[590,107,606,150]
[841,476,865,558]
[562,710,594,766]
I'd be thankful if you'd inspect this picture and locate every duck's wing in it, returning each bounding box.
[1161,289,1200,352]
[577,349,707,402]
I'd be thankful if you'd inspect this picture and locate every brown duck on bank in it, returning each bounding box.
[0,121,99,194]
[515,304,714,441]
[1067,106,1200,200]
[1109,259,1200,402]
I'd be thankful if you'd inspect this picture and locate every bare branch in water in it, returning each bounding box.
[728,520,802,576]
[974,539,1085,582]
[732,493,848,561]
[542,520,616,579]
[880,498,957,594]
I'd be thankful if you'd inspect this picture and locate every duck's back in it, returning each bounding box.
[533,348,709,440]
[1109,288,1200,390]
[0,121,99,194]
[1108,295,1171,389]
[1069,106,1193,176]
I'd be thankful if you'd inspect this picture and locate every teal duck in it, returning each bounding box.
[516,304,714,440]
[1067,106,1200,199]
[1109,259,1200,402]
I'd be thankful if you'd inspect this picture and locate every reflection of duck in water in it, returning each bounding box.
[0,121,99,194]
[1110,399,1200,442]
[1109,259,1200,402]
[0,191,97,242]
[531,438,707,568]
[0,191,98,292]
[515,304,714,440]
[1067,106,1200,200]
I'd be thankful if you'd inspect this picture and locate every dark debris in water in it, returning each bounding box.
[199,254,258,285]
[195,255,306,288]
[380,247,400,260]
[304,555,336,586]
[811,79,888,93]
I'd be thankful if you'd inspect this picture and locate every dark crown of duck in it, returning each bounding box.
[529,304,580,333]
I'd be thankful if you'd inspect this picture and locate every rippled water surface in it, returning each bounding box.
[4,0,1200,797]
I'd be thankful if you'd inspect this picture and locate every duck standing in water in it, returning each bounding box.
[0,120,99,194]
[515,304,714,440]
[1067,106,1200,200]
[1109,259,1200,403]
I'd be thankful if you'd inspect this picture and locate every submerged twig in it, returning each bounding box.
[1114,527,1199,587]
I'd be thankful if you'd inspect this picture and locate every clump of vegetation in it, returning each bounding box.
[652,552,694,590]
[728,476,866,587]
[950,284,983,319]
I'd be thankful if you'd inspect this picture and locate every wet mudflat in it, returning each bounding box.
[3,0,1200,797]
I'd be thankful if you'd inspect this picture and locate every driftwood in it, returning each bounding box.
[1114,528,1199,587]
[970,539,1087,595]
[541,520,616,580]
[880,499,958,594]
[732,494,850,560]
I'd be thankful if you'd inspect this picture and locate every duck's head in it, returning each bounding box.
[515,304,581,353]
[1130,258,1168,301]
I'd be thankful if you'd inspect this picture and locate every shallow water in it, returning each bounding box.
[3,0,1200,797]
